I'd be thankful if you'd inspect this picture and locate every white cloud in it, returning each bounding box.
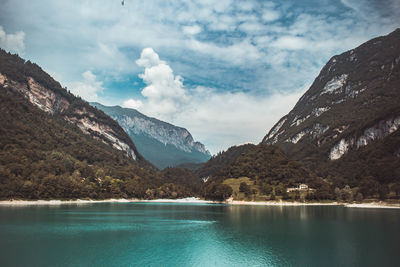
[122,98,143,109]
[270,36,310,50]
[127,48,306,154]
[183,25,202,35]
[262,10,280,22]
[203,0,233,13]
[136,47,162,68]
[135,48,189,120]
[0,26,25,54]
[173,87,304,154]
[340,0,400,20]
[253,36,273,47]
[69,71,104,102]
[186,38,263,66]
[236,2,254,12]
[208,14,237,31]
[2,0,399,153]
[238,22,266,34]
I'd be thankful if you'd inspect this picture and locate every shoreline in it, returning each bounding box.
[0,198,216,206]
[0,198,399,209]
[226,200,400,209]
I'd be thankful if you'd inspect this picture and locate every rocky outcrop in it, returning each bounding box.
[91,103,211,169]
[0,73,69,114]
[329,116,400,160]
[0,72,139,162]
[263,28,400,160]
[116,113,208,154]
[65,116,136,160]
[261,28,400,184]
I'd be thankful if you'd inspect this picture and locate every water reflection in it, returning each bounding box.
[0,204,399,267]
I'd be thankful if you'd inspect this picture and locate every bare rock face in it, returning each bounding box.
[261,28,400,181]
[0,72,140,162]
[91,103,211,169]
[263,29,400,156]
[65,116,137,160]
[1,74,68,114]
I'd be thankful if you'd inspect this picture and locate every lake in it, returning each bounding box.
[0,203,399,267]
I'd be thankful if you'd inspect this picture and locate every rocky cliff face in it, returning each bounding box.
[0,73,70,114]
[262,28,400,184]
[91,103,211,169]
[0,51,146,164]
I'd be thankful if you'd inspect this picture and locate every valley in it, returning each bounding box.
[0,29,400,206]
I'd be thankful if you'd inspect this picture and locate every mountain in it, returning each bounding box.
[90,103,211,169]
[0,49,169,199]
[262,28,400,196]
[195,144,255,179]
[202,144,326,201]
[0,50,152,166]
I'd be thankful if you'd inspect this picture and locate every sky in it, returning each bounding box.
[0,0,399,154]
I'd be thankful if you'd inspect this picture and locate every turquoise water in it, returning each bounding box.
[0,203,399,267]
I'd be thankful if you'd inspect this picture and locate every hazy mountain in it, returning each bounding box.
[0,49,166,199]
[91,103,211,169]
[262,28,400,187]
[201,29,400,201]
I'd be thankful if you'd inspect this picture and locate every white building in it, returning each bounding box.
[286,184,310,193]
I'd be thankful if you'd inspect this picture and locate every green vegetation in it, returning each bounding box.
[203,183,232,201]
[195,144,254,178]
[202,144,330,201]
[224,177,266,201]
[0,49,202,200]
[1,29,400,203]
[201,143,400,202]
[261,29,400,201]
[0,88,155,199]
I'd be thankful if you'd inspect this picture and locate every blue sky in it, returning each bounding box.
[0,0,399,154]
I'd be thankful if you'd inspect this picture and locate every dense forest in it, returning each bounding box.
[200,143,400,201]
[202,144,326,201]
[1,39,400,202]
[260,28,400,202]
[0,49,204,200]
[0,87,207,199]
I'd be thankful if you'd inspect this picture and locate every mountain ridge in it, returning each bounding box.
[261,28,400,191]
[0,49,155,168]
[91,102,211,169]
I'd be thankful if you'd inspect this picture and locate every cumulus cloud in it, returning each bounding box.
[69,71,104,102]
[0,26,25,54]
[135,48,189,120]
[136,47,162,68]
[173,87,304,154]
[2,0,399,153]
[128,48,305,153]
[122,98,143,109]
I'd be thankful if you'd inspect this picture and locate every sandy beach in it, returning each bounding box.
[0,198,216,206]
[225,199,340,206]
[344,202,400,209]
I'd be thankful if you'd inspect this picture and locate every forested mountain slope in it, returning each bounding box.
[262,28,400,193]
[0,49,198,199]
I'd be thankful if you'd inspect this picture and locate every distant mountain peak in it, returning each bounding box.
[263,28,400,154]
[261,28,400,186]
[91,102,211,169]
[0,48,151,167]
